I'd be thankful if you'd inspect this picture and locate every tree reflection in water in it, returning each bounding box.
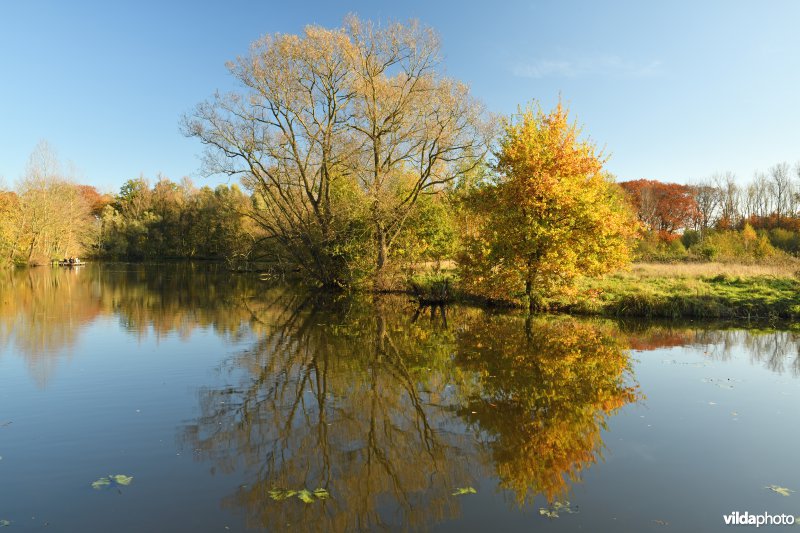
[455,315,639,504]
[181,296,640,530]
[0,267,100,387]
[7,265,800,529]
[182,294,476,531]
[0,264,265,386]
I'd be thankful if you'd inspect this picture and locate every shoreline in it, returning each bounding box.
[410,262,800,322]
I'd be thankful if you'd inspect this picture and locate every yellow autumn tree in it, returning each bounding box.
[459,102,638,310]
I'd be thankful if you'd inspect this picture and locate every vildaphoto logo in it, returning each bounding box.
[723,512,796,527]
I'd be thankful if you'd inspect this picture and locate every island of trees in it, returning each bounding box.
[3,17,800,316]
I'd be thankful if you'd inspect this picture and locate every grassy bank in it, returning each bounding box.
[561,262,800,320]
[409,262,800,320]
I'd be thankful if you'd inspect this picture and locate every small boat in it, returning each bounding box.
[57,261,86,267]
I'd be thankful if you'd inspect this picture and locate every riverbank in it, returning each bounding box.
[561,263,800,320]
[412,262,800,320]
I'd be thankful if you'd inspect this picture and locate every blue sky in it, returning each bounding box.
[1,0,799,192]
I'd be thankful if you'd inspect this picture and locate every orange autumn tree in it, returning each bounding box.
[459,102,638,310]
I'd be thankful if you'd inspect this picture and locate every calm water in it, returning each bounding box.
[0,264,798,532]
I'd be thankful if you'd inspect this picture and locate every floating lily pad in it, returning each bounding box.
[452,487,477,496]
[539,501,578,519]
[92,474,134,490]
[766,485,794,496]
[111,474,133,486]
[91,477,111,490]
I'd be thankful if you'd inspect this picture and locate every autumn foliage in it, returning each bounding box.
[459,102,639,309]
[619,179,698,238]
[456,316,639,503]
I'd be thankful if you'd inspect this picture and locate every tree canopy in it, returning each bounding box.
[459,102,639,310]
[183,16,492,287]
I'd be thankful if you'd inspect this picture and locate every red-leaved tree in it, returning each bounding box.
[620,179,698,238]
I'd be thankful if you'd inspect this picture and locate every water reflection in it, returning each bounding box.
[0,264,264,386]
[180,295,639,530]
[621,322,800,376]
[3,266,800,531]
[10,265,800,530]
[182,295,480,531]
[455,316,639,503]
[0,267,99,387]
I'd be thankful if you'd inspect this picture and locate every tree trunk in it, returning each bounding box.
[27,235,38,263]
[525,277,533,311]
[525,263,543,312]
[377,229,387,271]
[373,227,390,292]
[525,260,535,312]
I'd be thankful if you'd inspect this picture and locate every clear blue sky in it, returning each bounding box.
[1,0,799,192]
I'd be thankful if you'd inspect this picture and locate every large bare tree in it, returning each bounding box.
[184,17,491,287]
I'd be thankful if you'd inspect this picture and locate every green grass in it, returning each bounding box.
[406,262,800,320]
[407,271,455,303]
[563,271,800,319]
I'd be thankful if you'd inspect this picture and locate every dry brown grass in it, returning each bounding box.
[613,262,799,279]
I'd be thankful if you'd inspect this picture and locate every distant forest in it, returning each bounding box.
[622,164,800,261]
[3,141,800,269]
[0,142,256,267]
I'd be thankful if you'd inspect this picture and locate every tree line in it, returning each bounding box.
[621,163,800,261]
[0,142,258,267]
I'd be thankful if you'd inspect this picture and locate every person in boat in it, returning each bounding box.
[69,257,74,265]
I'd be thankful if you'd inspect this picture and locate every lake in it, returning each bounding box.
[0,264,798,532]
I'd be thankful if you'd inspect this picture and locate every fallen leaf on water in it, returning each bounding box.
[92,474,134,490]
[111,475,133,486]
[91,477,111,490]
[268,489,297,501]
[297,489,315,504]
[766,485,794,496]
[539,500,578,518]
[269,487,329,503]
[452,487,477,496]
